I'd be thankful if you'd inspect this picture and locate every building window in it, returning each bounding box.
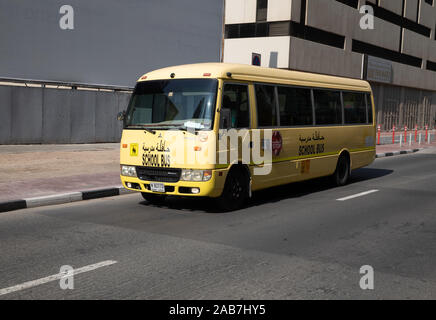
[269,22,290,37]
[352,39,422,68]
[426,60,436,72]
[256,0,268,22]
[335,0,359,9]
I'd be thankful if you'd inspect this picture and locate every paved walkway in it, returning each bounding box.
[0,141,435,203]
[0,144,120,202]
[377,140,436,154]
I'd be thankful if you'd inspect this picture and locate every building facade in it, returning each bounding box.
[223,0,436,130]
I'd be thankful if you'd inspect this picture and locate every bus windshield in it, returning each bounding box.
[125,79,218,131]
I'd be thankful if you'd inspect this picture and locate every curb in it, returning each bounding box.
[0,186,134,214]
[376,148,422,158]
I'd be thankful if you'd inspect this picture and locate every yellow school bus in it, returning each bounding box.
[118,63,376,211]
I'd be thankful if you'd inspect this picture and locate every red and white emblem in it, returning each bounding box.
[272,131,283,156]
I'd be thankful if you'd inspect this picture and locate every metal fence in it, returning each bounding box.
[0,79,132,144]
[372,82,436,131]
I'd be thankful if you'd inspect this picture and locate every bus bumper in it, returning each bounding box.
[120,169,228,198]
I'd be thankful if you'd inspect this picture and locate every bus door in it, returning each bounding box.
[218,82,252,170]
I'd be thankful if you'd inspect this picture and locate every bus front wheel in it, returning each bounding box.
[216,168,249,212]
[333,154,350,186]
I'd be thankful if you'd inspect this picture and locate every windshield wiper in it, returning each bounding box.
[175,125,209,134]
[143,128,156,135]
[125,125,157,134]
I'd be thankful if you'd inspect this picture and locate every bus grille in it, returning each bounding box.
[136,167,181,183]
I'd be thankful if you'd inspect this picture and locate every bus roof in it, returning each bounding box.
[138,63,372,92]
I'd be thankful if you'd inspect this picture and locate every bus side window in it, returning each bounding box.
[366,94,373,124]
[221,84,250,129]
[255,84,278,127]
[343,92,367,124]
[313,90,342,125]
[277,86,313,126]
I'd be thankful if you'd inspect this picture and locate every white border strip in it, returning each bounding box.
[25,192,83,208]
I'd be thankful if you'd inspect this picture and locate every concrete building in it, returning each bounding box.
[223,0,436,130]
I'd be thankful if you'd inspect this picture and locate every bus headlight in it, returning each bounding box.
[121,165,137,177]
[202,170,212,181]
[181,170,212,182]
[192,171,203,181]
[181,169,192,181]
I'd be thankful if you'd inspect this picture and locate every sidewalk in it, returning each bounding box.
[377,140,436,155]
[0,141,435,206]
[0,144,121,203]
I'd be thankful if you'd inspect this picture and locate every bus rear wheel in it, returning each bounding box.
[333,154,350,186]
[216,168,249,212]
[141,192,166,204]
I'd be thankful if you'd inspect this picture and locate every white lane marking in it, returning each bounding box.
[336,190,379,201]
[0,260,117,296]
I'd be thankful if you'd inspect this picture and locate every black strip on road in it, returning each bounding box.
[82,188,120,200]
[0,200,27,213]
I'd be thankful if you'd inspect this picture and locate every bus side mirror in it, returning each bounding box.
[117,111,126,121]
[220,108,231,129]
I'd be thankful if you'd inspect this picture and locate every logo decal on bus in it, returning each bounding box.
[298,131,325,156]
[142,140,171,167]
[272,131,283,156]
[130,143,138,157]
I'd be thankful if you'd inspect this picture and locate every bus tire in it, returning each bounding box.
[141,192,166,204]
[333,154,350,186]
[216,168,249,212]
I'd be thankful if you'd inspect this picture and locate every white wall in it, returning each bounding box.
[225,0,256,24]
[223,37,291,68]
[267,0,293,22]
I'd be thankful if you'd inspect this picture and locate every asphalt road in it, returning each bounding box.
[1,149,436,300]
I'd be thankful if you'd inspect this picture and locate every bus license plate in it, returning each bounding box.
[150,183,165,193]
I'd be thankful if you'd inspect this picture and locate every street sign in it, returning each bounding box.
[252,53,261,66]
